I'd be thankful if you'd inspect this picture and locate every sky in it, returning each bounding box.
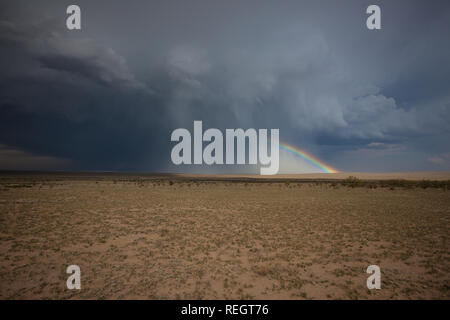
[0,0,449,173]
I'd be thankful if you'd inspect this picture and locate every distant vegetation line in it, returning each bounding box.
[0,172,449,190]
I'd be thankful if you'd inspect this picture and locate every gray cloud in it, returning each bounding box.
[0,144,71,170]
[0,0,449,172]
[0,19,146,90]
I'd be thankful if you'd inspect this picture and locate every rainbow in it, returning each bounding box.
[279,142,339,173]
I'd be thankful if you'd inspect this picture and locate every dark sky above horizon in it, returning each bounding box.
[1,0,449,173]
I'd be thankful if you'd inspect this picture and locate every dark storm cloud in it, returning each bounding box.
[0,19,145,89]
[0,14,166,170]
[0,0,450,172]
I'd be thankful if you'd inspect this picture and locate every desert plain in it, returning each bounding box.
[0,172,449,299]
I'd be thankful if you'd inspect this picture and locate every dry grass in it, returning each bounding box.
[0,173,449,299]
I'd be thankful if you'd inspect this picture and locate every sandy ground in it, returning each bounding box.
[179,171,450,181]
[0,173,449,299]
